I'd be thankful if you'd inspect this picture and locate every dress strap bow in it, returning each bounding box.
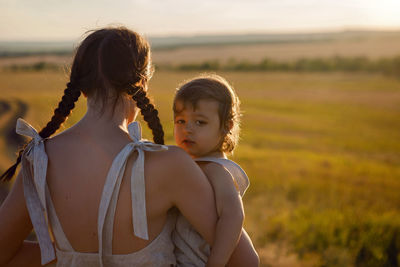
[16,118,55,265]
[127,122,168,239]
[97,121,168,266]
[16,118,43,145]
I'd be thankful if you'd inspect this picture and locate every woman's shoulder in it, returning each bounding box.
[145,145,195,169]
[144,145,207,186]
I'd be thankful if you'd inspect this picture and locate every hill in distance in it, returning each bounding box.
[1,30,400,57]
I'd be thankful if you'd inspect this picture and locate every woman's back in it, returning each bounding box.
[9,115,180,266]
[45,118,175,254]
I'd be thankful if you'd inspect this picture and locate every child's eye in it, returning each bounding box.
[195,120,207,125]
[175,119,185,124]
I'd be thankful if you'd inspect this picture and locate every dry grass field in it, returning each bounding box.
[0,69,399,266]
[152,32,400,64]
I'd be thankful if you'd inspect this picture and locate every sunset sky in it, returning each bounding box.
[1,0,400,41]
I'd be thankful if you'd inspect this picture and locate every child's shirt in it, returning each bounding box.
[172,157,250,266]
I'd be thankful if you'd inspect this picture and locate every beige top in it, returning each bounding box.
[17,118,176,267]
[172,157,250,267]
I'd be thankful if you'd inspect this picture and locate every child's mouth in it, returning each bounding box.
[182,139,195,146]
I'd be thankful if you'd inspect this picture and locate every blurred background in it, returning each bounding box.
[1,0,400,266]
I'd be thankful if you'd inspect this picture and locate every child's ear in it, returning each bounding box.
[228,120,233,131]
[224,120,234,134]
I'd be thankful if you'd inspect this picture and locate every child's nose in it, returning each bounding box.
[184,122,194,133]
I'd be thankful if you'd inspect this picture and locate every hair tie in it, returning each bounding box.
[128,85,142,96]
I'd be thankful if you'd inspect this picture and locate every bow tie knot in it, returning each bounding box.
[16,118,43,144]
[128,121,168,152]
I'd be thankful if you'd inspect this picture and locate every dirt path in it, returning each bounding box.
[0,99,28,149]
[0,98,28,202]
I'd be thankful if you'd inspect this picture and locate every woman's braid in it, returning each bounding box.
[0,82,81,182]
[39,82,81,138]
[129,86,164,145]
[0,149,24,182]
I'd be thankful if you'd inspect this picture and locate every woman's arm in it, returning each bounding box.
[0,172,39,266]
[163,147,258,267]
[3,241,46,267]
[199,162,244,267]
[165,147,218,245]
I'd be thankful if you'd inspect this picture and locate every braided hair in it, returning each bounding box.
[39,82,81,139]
[1,27,164,182]
[128,85,164,145]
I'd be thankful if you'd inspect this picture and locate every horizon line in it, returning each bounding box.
[1,26,400,43]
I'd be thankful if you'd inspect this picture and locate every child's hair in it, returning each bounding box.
[173,74,241,155]
[0,26,164,182]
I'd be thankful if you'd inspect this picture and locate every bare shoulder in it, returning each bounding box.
[144,145,206,184]
[197,161,233,183]
[145,145,195,168]
[144,146,215,215]
[197,161,241,202]
[43,127,84,157]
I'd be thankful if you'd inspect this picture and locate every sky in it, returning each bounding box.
[1,0,400,41]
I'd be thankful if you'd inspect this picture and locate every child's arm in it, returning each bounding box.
[227,228,259,267]
[198,162,245,267]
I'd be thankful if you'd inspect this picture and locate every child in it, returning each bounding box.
[172,74,254,266]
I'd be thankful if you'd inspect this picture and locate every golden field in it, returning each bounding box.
[0,69,399,266]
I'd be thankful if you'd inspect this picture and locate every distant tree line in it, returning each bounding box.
[3,56,400,76]
[157,56,400,76]
[0,51,71,57]
[3,62,61,72]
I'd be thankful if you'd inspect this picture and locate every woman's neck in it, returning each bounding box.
[74,96,137,135]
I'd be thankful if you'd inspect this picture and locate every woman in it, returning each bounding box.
[0,27,258,266]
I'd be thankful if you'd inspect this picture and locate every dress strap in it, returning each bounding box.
[194,157,250,196]
[16,118,56,265]
[97,122,168,266]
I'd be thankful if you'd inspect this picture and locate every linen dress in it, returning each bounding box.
[16,118,177,267]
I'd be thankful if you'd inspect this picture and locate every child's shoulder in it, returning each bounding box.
[195,157,250,196]
[197,160,231,178]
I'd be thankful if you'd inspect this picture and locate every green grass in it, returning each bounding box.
[0,70,399,266]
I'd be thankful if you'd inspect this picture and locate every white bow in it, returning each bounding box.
[16,118,55,265]
[127,122,168,239]
[96,121,168,267]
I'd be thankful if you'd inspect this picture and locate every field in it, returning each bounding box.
[152,32,400,64]
[0,69,399,266]
[1,31,400,266]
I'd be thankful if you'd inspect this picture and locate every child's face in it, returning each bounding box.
[174,99,223,158]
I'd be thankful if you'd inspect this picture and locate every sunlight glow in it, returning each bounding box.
[0,0,399,40]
